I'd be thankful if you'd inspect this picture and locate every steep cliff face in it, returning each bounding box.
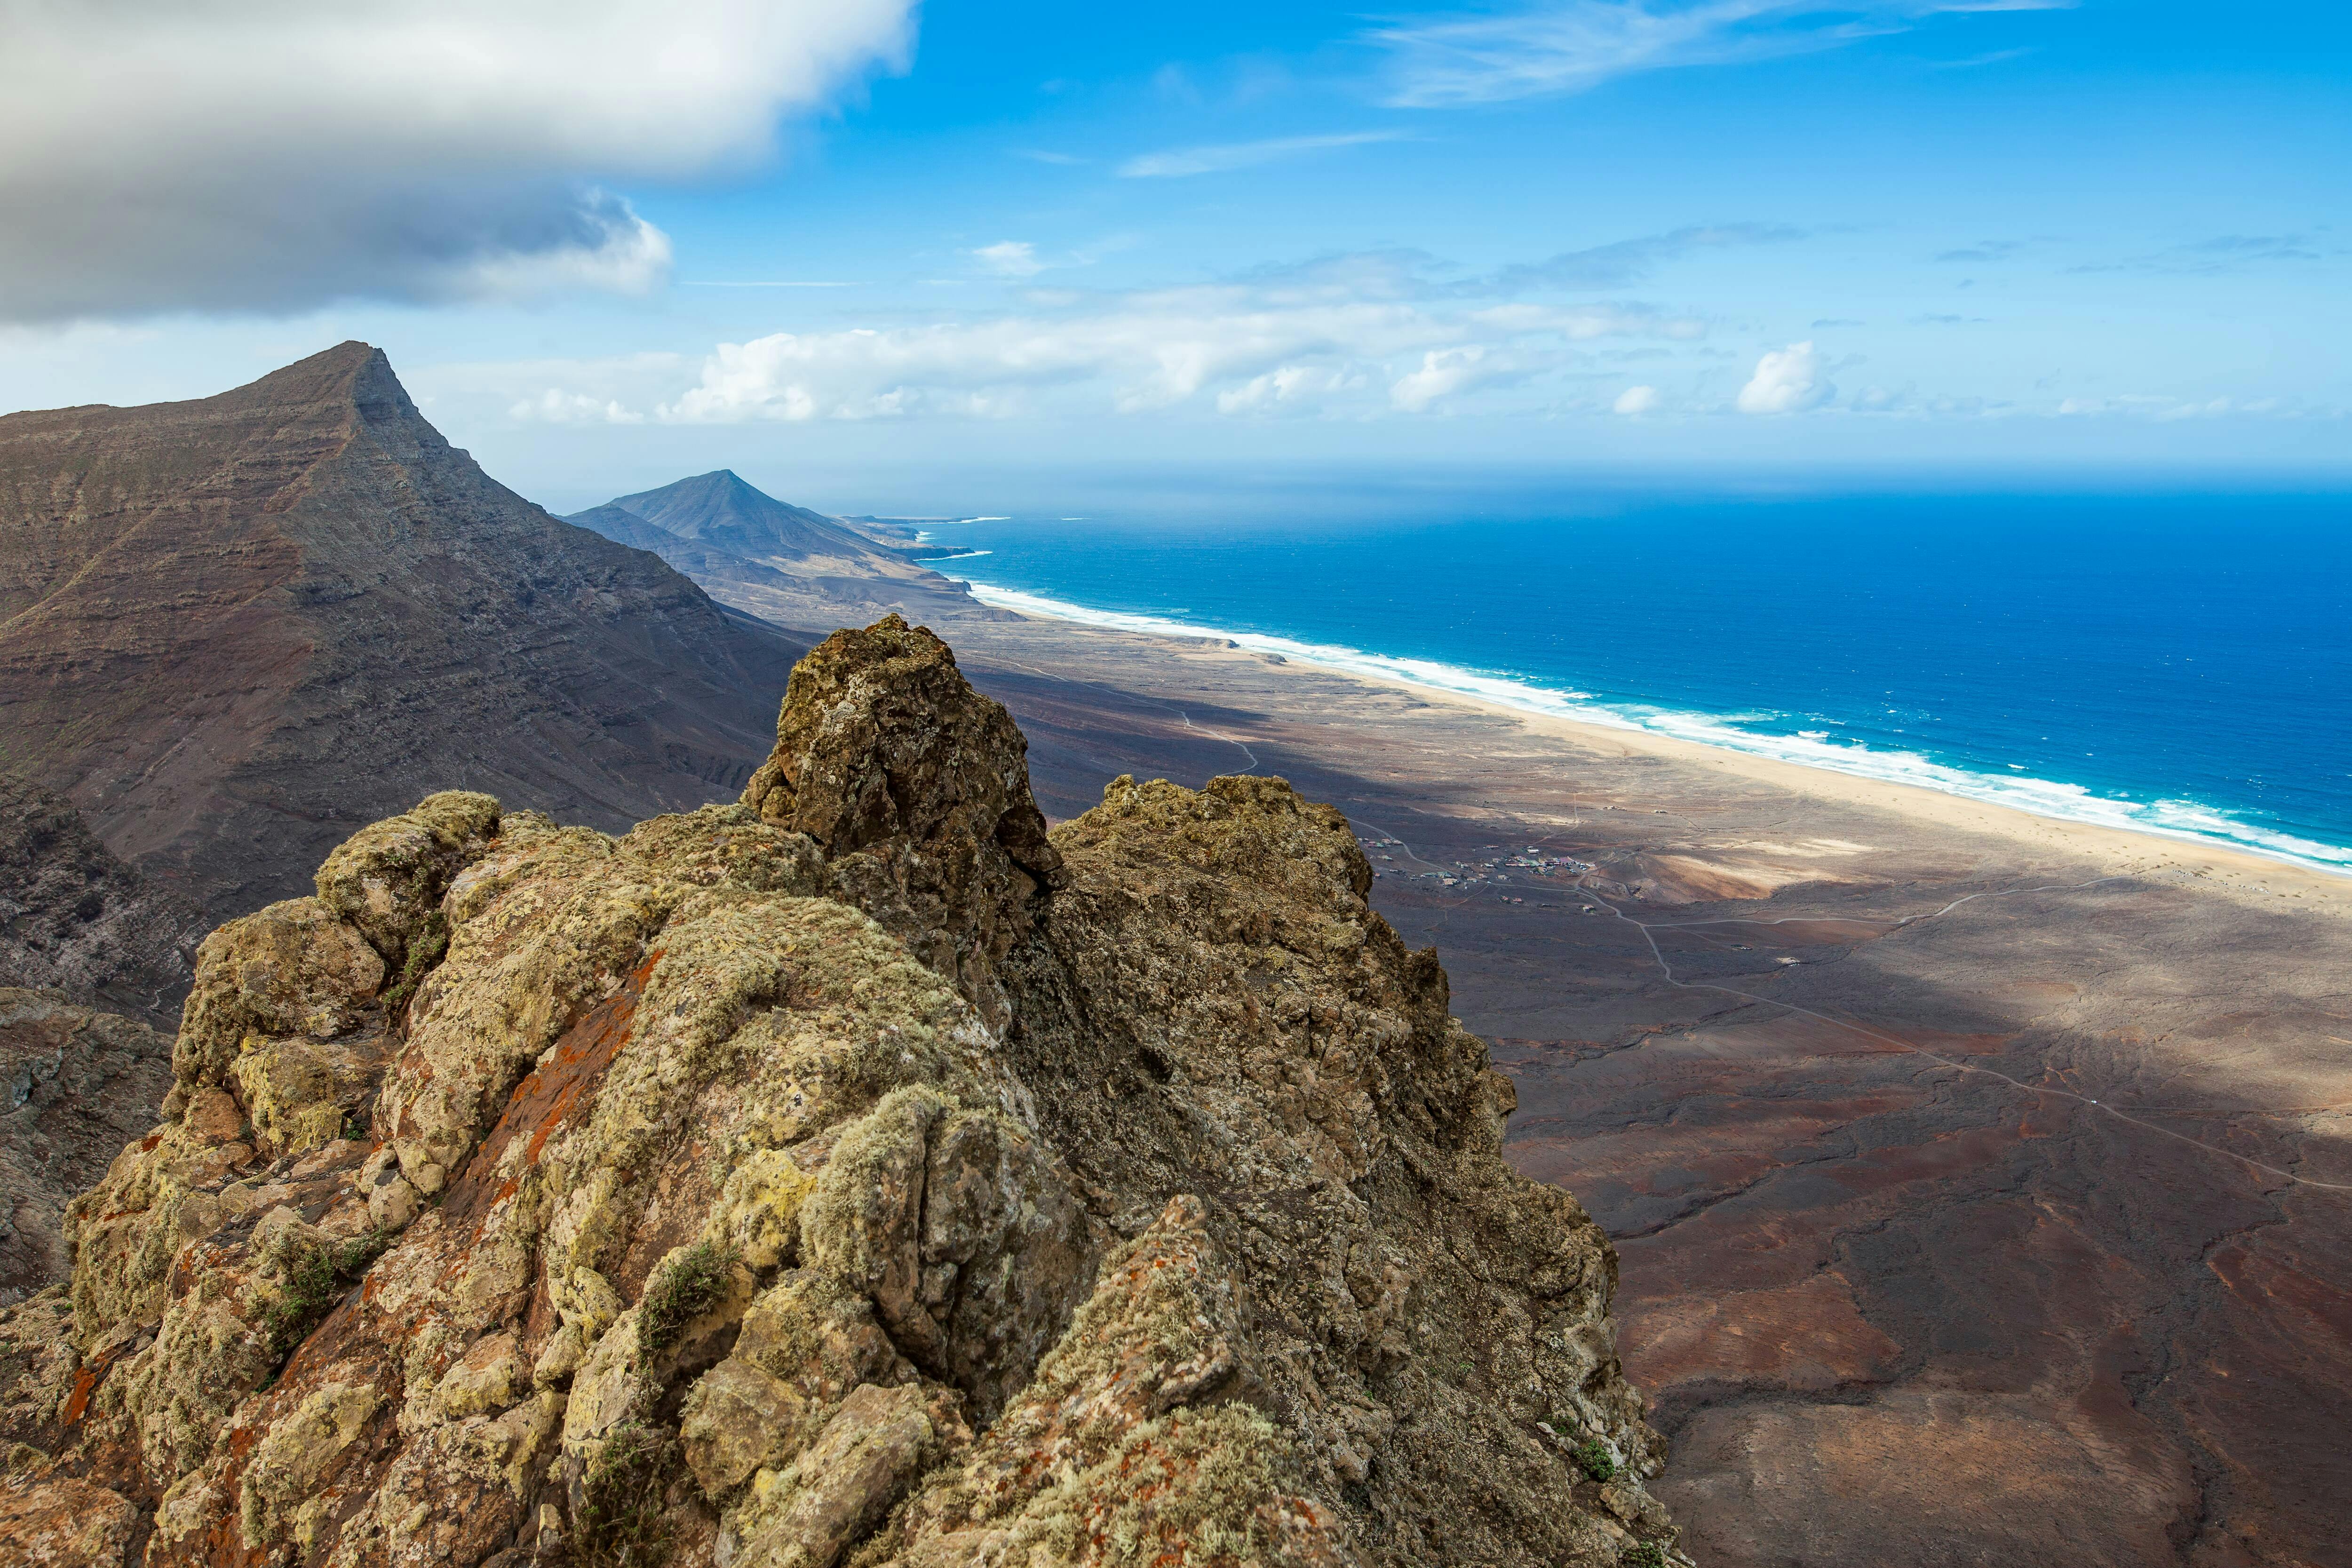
[0,620,1677,1568]
[0,344,808,923]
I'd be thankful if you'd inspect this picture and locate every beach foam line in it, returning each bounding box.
[966,580,2352,879]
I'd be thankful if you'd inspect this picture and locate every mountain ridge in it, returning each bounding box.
[567,470,1006,633]
[600,468,905,565]
[0,342,811,923]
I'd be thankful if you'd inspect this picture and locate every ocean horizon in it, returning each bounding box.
[908,482,2352,877]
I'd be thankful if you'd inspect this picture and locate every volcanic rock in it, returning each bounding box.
[0,344,810,925]
[0,619,1676,1568]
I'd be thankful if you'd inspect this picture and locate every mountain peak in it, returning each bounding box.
[0,346,807,919]
[219,339,419,427]
[591,469,892,566]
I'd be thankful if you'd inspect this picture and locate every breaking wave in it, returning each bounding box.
[966,581,2352,877]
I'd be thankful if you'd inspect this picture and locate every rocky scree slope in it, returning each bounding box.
[0,780,198,1308]
[0,342,807,923]
[0,775,201,1021]
[0,618,1677,1568]
[0,990,173,1308]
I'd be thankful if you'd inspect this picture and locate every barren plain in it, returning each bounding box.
[934,611,2352,1568]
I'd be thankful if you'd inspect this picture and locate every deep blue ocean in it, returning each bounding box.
[910,479,2352,874]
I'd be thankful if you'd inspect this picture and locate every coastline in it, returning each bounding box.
[963,580,2352,907]
[937,581,2352,1568]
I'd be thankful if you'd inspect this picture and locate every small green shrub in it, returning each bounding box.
[264,1230,390,1359]
[1571,1438,1618,1483]
[383,911,450,1014]
[570,1418,678,1568]
[637,1240,738,1359]
[1622,1542,1667,1568]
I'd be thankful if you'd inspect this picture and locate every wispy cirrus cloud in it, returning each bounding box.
[1935,239,2027,263]
[969,241,1048,278]
[1118,131,1406,179]
[1372,0,2073,107]
[2070,233,2344,276]
[1479,222,1806,291]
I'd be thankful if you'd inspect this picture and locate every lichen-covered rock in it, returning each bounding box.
[0,621,1680,1568]
[0,1472,139,1566]
[728,1382,936,1568]
[164,898,386,1122]
[741,614,1060,1033]
[314,792,501,972]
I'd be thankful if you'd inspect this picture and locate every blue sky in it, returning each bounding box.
[2,0,2346,511]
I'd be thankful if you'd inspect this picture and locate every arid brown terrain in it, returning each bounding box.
[933,613,2352,1568]
[0,989,170,1306]
[0,344,809,925]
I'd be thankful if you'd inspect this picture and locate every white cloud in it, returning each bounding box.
[0,0,915,321]
[1217,366,1362,414]
[1737,341,1835,413]
[509,389,646,424]
[1613,384,1663,414]
[655,279,1699,422]
[970,241,1046,278]
[1374,0,2073,107]
[1119,132,1405,179]
[1392,348,1492,411]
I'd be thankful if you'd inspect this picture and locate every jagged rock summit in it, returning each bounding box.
[0,620,1678,1568]
[0,343,807,923]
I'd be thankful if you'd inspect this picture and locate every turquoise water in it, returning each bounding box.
[913,479,2352,874]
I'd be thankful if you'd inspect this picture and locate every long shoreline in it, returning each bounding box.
[963,581,2352,909]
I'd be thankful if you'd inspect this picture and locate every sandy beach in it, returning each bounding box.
[928,605,2352,1568]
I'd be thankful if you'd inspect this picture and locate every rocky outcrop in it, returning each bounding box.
[0,619,1677,1567]
[0,343,808,924]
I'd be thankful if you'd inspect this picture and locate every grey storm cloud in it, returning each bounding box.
[0,0,915,322]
